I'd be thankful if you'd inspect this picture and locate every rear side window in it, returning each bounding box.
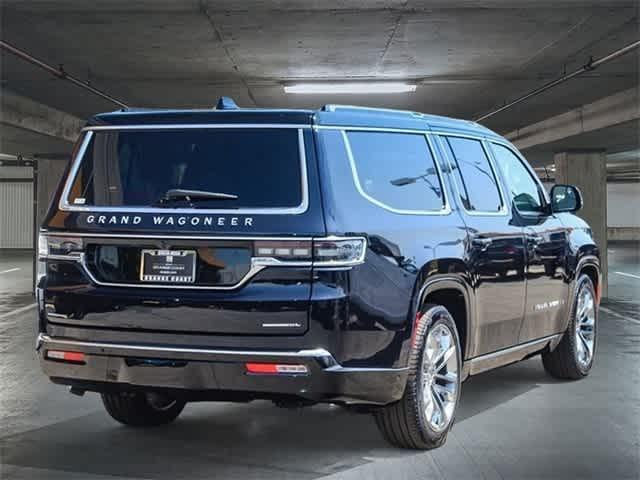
[442,136,503,213]
[345,131,445,213]
[65,128,304,209]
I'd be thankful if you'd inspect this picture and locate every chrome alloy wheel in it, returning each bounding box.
[575,285,596,368]
[422,323,459,433]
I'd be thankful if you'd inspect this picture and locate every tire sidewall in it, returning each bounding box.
[414,306,462,444]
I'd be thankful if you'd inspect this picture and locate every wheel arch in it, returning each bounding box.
[413,276,473,362]
[576,255,601,304]
[558,254,601,334]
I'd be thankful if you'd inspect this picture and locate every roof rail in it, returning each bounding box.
[320,104,424,118]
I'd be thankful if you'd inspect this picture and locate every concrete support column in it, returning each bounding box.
[36,159,68,228]
[554,150,608,298]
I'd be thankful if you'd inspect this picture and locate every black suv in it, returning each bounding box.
[37,100,600,449]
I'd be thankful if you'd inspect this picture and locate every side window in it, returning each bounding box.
[346,131,445,213]
[443,136,503,212]
[491,143,545,214]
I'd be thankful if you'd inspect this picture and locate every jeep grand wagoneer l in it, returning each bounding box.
[37,99,600,449]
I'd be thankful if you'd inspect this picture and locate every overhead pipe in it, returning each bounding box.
[0,40,129,109]
[475,40,640,123]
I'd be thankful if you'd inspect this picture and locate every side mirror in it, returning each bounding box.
[550,184,582,213]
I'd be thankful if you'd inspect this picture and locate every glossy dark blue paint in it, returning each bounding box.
[38,104,601,404]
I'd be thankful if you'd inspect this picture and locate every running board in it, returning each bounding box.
[464,334,563,377]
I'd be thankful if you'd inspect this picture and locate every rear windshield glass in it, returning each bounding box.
[66,128,303,209]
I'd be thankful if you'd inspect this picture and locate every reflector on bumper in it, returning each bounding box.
[46,350,86,364]
[245,363,308,375]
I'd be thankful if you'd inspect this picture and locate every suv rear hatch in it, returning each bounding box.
[42,118,329,335]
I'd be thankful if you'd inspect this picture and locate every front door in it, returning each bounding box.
[488,142,569,343]
[522,221,569,341]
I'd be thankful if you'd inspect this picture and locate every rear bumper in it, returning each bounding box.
[37,334,408,405]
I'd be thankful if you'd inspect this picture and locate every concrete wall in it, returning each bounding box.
[0,166,32,179]
[608,183,640,227]
[0,181,34,248]
[0,165,34,248]
[36,159,68,229]
[607,182,640,241]
[543,181,640,241]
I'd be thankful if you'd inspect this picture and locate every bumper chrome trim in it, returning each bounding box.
[37,333,334,361]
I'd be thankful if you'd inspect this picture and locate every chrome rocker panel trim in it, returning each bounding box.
[464,334,562,377]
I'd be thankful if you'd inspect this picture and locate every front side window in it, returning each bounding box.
[346,131,445,213]
[66,128,303,209]
[491,143,545,214]
[442,136,502,212]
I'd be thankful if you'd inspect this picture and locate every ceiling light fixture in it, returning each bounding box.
[284,82,416,94]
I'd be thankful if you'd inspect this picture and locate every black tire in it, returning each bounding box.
[374,304,462,449]
[101,391,186,427]
[542,274,598,380]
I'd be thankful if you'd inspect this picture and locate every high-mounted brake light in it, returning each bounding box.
[46,350,86,364]
[245,363,309,375]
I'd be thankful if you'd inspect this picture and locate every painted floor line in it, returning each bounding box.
[613,271,640,280]
[0,267,21,274]
[600,306,640,325]
[0,303,37,321]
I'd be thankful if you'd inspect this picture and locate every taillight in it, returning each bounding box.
[252,237,367,267]
[46,350,86,364]
[313,237,366,267]
[254,240,312,261]
[38,234,84,259]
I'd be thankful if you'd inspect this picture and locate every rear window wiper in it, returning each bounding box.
[153,189,239,207]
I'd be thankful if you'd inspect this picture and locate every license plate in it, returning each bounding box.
[140,250,196,283]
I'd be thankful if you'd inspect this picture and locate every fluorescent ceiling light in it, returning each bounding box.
[284,82,416,94]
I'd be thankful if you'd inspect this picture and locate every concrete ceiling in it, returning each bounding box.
[525,119,640,165]
[1,0,638,158]
[0,124,74,157]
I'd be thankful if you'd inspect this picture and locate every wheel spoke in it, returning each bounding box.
[574,285,596,368]
[434,372,457,383]
[434,345,455,370]
[430,389,444,428]
[423,382,434,411]
[578,293,593,319]
[433,383,455,402]
[578,330,592,356]
[575,331,585,358]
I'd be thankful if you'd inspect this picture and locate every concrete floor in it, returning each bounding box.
[0,244,638,479]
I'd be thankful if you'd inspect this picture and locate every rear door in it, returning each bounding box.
[488,142,569,342]
[43,125,325,335]
[434,134,526,357]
